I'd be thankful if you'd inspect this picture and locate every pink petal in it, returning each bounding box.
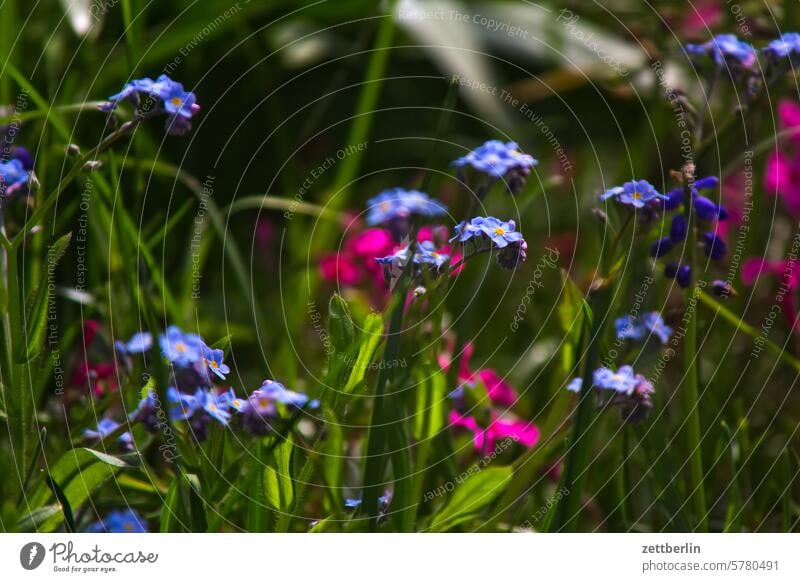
[319,253,361,285]
[779,100,800,133]
[488,418,539,448]
[347,228,394,257]
[477,368,517,406]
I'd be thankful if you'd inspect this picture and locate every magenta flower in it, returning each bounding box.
[765,101,800,216]
[742,257,800,332]
[449,410,539,453]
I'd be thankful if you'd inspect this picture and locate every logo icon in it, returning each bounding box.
[20,542,45,570]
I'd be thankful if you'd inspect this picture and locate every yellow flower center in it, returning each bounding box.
[380,201,391,211]
[170,96,183,107]
[175,342,187,353]
[494,227,505,236]
[632,191,643,200]
[210,360,218,369]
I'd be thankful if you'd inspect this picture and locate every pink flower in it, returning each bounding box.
[764,101,800,216]
[319,253,361,285]
[438,342,518,406]
[681,0,723,38]
[449,410,539,453]
[741,256,800,332]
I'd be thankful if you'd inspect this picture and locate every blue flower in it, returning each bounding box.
[258,379,318,408]
[593,366,639,395]
[375,242,449,269]
[566,378,583,393]
[600,180,664,209]
[665,262,692,289]
[450,217,489,243]
[478,217,524,248]
[159,325,203,366]
[131,387,198,428]
[115,331,153,355]
[195,388,233,425]
[615,315,645,340]
[100,74,199,135]
[83,419,133,448]
[763,33,800,61]
[87,509,148,533]
[202,346,230,380]
[366,189,447,226]
[0,158,30,197]
[650,237,673,258]
[219,387,248,412]
[343,494,391,510]
[686,34,756,70]
[451,140,537,181]
[641,312,672,345]
[703,231,727,259]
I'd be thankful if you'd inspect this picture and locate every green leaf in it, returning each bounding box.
[28,447,132,532]
[341,312,384,394]
[328,294,355,357]
[160,472,207,533]
[16,505,62,532]
[428,466,513,532]
[262,436,294,512]
[15,233,71,363]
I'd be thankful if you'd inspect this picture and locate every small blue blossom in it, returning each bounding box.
[478,217,524,248]
[670,214,687,243]
[219,387,248,412]
[600,180,664,209]
[195,388,233,425]
[650,237,674,258]
[641,312,672,345]
[115,331,153,355]
[159,325,203,366]
[686,34,757,71]
[593,366,639,395]
[450,217,489,243]
[366,189,447,226]
[0,158,30,197]
[83,418,133,448]
[202,346,230,380]
[566,377,583,393]
[703,231,727,260]
[86,509,148,533]
[100,74,200,135]
[375,242,449,269]
[615,315,645,340]
[451,140,537,185]
[343,494,391,510]
[258,379,318,408]
[763,33,800,61]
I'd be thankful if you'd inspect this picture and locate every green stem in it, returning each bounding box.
[681,173,708,531]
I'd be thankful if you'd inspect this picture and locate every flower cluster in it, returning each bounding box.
[651,176,727,289]
[441,342,539,453]
[86,509,148,533]
[765,100,800,217]
[99,74,200,135]
[614,311,673,345]
[110,326,316,441]
[685,32,800,84]
[366,188,447,238]
[567,365,655,424]
[450,216,528,270]
[452,140,537,194]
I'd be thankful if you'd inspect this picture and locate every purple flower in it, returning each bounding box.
[686,34,757,71]
[703,231,727,259]
[670,214,687,243]
[650,237,674,258]
[711,279,736,298]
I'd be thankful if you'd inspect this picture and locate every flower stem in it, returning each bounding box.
[681,170,708,531]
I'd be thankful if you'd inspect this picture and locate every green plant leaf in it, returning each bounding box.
[428,466,513,532]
